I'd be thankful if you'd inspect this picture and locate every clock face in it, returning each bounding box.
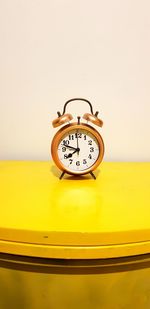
[57,128,100,173]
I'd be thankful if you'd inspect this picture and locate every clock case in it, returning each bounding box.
[51,98,104,180]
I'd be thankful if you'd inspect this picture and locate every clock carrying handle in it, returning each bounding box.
[62,98,97,116]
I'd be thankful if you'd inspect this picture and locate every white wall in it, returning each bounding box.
[0,0,150,161]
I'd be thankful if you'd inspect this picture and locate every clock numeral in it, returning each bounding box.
[63,140,69,145]
[62,147,66,152]
[88,154,92,159]
[69,135,74,140]
[76,161,80,166]
[90,147,94,152]
[69,159,73,164]
[84,135,87,140]
[75,133,82,138]
[88,140,92,145]
[83,159,87,164]
[64,154,68,159]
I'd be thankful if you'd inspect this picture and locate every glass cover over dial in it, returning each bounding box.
[58,128,100,172]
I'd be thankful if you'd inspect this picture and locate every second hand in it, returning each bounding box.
[77,116,81,156]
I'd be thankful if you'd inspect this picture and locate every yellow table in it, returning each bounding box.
[1,161,150,309]
[0,161,150,259]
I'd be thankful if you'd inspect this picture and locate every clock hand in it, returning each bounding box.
[66,148,79,158]
[76,130,79,148]
[76,130,79,155]
[63,143,77,151]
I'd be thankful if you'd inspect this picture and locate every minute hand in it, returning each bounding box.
[64,144,77,151]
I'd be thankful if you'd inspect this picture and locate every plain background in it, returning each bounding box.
[0,0,149,161]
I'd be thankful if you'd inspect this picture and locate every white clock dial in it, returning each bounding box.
[58,129,100,172]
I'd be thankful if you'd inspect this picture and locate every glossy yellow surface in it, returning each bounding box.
[1,253,150,309]
[0,161,150,259]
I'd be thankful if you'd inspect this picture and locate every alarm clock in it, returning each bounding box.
[51,98,104,179]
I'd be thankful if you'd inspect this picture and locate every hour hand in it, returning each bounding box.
[66,149,77,158]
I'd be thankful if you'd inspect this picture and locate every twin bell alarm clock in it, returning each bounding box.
[51,98,104,179]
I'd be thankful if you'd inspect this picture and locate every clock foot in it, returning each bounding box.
[90,171,96,180]
[60,171,66,180]
[60,171,96,180]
